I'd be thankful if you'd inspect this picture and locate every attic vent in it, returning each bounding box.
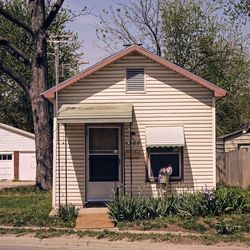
[126,68,145,92]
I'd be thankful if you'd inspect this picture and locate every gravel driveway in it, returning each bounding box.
[0,236,248,250]
[0,180,35,190]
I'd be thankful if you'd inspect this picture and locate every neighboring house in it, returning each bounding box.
[217,125,250,152]
[42,45,226,208]
[0,123,36,181]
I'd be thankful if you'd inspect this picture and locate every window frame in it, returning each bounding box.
[146,147,184,182]
[238,143,250,149]
[0,154,12,161]
[125,67,146,94]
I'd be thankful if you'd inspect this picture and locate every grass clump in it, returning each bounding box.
[58,204,78,223]
[179,219,207,233]
[215,220,240,235]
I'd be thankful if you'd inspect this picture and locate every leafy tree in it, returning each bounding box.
[0,0,83,133]
[161,0,250,135]
[219,0,250,23]
[0,0,83,189]
[97,0,250,135]
[0,77,33,131]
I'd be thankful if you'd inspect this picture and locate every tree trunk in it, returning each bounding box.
[30,1,52,189]
[0,0,65,189]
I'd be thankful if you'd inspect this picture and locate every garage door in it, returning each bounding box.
[0,153,14,180]
[19,152,36,180]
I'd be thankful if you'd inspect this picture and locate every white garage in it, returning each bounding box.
[0,123,36,181]
[0,153,14,179]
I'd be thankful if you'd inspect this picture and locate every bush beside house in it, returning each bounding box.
[107,185,249,222]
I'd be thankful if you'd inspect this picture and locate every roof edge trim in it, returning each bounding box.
[42,45,227,99]
[0,123,35,139]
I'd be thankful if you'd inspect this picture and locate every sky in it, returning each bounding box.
[64,0,250,69]
[64,0,114,69]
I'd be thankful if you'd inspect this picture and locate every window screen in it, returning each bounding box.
[149,147,183,181]
[126,68,145,92]
[89,155,119,181]
[150,154,180,178]
[89,128,118,154]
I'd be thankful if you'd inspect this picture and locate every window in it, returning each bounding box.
[126,68,145,92]
[238,143,250,149]
[89,155,119,181]
[88,127,120,182]
[0,154,12,161]
[147,147,183,181]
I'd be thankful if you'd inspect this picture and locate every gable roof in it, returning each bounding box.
[219,124,250,140]
[42,44,227,100]
[0,123,35,140]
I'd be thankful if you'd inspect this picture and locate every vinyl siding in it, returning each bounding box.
[55,53,214,207]
[0,127,35,152]
[55,123,85,207]
[224,133,250,152]
[0,126,35,181]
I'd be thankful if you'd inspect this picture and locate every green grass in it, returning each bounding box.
[0,185,249,245]
[179,219,207,233]
[0,184,249,243]
[0,186,75,228]
[117,213,250,235]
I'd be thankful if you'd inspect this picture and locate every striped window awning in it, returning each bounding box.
[57,103,133,124]
[146,127,185,147]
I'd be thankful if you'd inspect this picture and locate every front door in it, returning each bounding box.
[87,126,121,201]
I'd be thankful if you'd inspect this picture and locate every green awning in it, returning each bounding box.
[57,103,133,124]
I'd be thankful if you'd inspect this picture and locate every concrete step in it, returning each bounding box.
[75,208,115,229]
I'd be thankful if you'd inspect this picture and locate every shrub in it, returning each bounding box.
[106,195,176,222]
[215,220,240,235]
[143,196,175,219]
[106,195,140,221]
[213,186,249,215]
[58,204,78,222]
[106,186,249,222]
[175,192,205,217]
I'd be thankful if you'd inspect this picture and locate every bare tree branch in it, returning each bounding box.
[0,6,33,35]
[0,60,30,93]
[95,0,163,55]
[0,36,31,66]
[43,0,64,30]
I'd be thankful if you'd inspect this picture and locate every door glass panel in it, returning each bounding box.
[89,155,119,181]
[89,128,118,154]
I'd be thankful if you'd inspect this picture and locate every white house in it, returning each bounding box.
[42,45,226,208]
[0,123,36,181]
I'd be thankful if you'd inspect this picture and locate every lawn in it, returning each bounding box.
[0,185,249,245]
[0,184,249,243]
[108,185,250,240]
[117,213,250,235]
[0,186,75,228]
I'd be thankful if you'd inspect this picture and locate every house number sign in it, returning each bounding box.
[125,140,140,145]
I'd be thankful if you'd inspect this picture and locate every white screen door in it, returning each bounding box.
[87,126,121,201]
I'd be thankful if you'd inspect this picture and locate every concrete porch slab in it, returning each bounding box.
[78,207,109,215]
[75,208,115,229]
